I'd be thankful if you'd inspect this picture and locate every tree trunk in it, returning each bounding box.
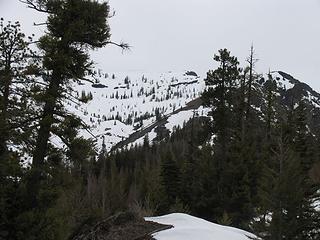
[27,71,62,208]
[32,71,61,167]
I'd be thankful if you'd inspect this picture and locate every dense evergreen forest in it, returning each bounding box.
[1,0,320,239]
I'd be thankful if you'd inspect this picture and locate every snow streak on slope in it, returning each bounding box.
[65,71,205,151]
[145,213,256,240]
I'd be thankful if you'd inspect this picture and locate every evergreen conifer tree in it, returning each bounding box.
[202,48,241,166]
[160,149,181,208]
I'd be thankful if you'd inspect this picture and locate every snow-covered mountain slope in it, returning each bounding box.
[65,71,207,151]
[62,69,320,153]
[145,213,256,240]
[275,71,320,108]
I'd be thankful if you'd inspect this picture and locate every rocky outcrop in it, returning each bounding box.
[70,212,172,240]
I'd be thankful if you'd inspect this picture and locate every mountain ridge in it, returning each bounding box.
[59,69,320,154]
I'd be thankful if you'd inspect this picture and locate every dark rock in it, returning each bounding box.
[92,83,108,88]
[69,212,172,240]
[170,80,198,87]
[185,71,198,77]
[112,212,136,225]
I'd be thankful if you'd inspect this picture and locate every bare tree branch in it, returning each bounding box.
[106,41,131,52]
[50,129,72,149]
[33,22,47,26]
[52,111,97,140]
[18,0,53,14]
[78,77,95,84]
[108,9,116,18]
[79,119,97,139]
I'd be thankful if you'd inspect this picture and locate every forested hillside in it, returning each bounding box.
[1,0,320,240]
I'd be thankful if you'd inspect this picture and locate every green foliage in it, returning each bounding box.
[202,48,241,141]
[79,90,93,103]
[0,19,36,157]
[0,1,116,239]
[169,198,191,214]
[218,211,233,226]
[160,150,181,207]
[255,138,320,240]
[47,0,111,47]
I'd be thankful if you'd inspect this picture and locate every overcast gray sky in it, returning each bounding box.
[1,0,320,90]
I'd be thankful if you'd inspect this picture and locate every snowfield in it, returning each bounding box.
[145,213,257,240]
[60,70,319,154]
[65,71,206,151]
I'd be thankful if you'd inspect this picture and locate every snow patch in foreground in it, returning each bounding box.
[145,213,256,240]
